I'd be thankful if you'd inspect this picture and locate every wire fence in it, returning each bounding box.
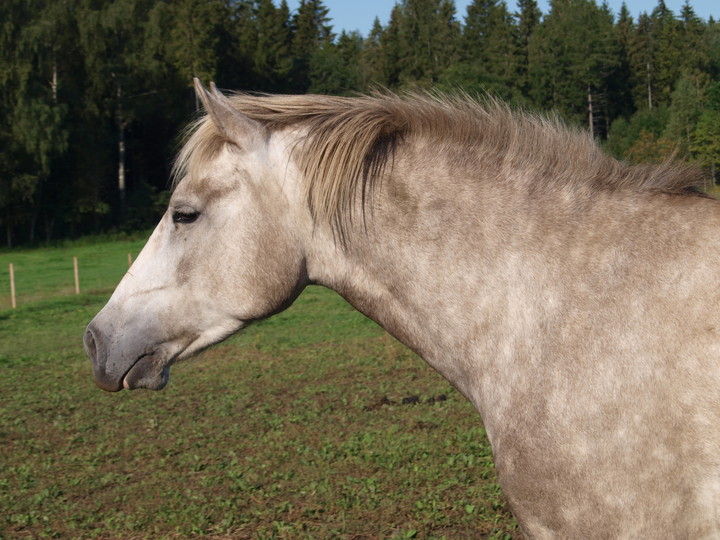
[5,254,135,309]
[0,238,146,310]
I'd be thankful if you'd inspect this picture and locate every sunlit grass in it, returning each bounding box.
[0,236,149,310]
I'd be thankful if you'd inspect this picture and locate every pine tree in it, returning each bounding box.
[165,0,224,88]
[665,71,704,152]
[253,0,293,91]
[1,0,717,246]
[0,0,78,245]
[678,1,708,77]
[708,19,720,77]
[211,1,255,92]
[394,0,461,87]
[76,0,183,224]
[653,2,683,106]
[360,17,386,87]
[628,12,654,109]
[309,31,364,94]
[515,0,542,94]
[290,0,334,92]
[378,7,404,87]
[462,0,518,87]
[0,0,38,246]
[690,109,720,180]
[610,3,636,120]
[529,0,619,132]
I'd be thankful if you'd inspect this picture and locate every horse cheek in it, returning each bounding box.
[236,238,304,319]
[182,223,302,321]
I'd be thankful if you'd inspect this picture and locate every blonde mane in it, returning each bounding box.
[173,91,704,237]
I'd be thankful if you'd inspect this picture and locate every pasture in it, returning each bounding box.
[0,238,517,538]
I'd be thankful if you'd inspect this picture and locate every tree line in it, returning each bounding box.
[1,0,719,247]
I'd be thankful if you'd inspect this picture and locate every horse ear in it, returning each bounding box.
[193,78,262,148]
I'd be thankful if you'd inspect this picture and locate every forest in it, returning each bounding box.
[1,0,719,246]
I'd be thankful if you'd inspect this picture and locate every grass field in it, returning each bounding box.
[0,234,150,310]
[0,237,518,539]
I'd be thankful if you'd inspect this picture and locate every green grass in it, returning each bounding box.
[0,238,518,539]
[0,237,148,309]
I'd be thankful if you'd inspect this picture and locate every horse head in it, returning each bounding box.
[84,80,308,391]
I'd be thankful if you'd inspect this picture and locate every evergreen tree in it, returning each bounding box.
[213,1,256,92]
[652,0,683,106]
[76,0,180,226]
[690,109,720,180]
[610,3,636,120]
[707,18,720,77]
[462,0,518,88]
[309,31,364,94]
[529,0,620,133]
[394,0,461,87]
[290,0,334,92]
[665,71,705,152]
[629,12,657,109]
[0,0,38,246]
[253,0,293,91]
[165,0,225,88]
[0,0,718,246]
[360,17,386,87]
[678,1,709,78]
[515,0,542,94]
[0,0,78,245]
[378,7,404,87]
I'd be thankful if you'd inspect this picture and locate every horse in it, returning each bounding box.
[84,79,720,538]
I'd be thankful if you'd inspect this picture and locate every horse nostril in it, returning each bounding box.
[84,323,122,392]
[84,327,97,362]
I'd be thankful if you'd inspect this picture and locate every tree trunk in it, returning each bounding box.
[29,213,36,244]
[588,86,594,139]
[51,53,58,104]
[44,215,54,244]
[647,61,653,109]
[116,82,126,219]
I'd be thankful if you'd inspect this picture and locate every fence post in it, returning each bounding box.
[73,256,80,294]
[128,253,133,268]
[9,263,16,309]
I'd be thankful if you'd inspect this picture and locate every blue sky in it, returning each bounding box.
[285,0,718,36]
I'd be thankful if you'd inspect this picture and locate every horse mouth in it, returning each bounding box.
[85,321,187,392]
[122,350,171,391]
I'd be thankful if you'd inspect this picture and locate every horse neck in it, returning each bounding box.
[303,143,529,397]
[303,136,720,406]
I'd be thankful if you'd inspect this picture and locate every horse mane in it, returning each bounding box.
[173,91,705,237]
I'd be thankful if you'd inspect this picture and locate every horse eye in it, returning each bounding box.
[172,210,199,224]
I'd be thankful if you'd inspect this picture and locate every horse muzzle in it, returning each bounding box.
[84,321,171,391]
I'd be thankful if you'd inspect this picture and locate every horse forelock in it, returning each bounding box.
[171,116,226,188]
[172,91,707,236]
